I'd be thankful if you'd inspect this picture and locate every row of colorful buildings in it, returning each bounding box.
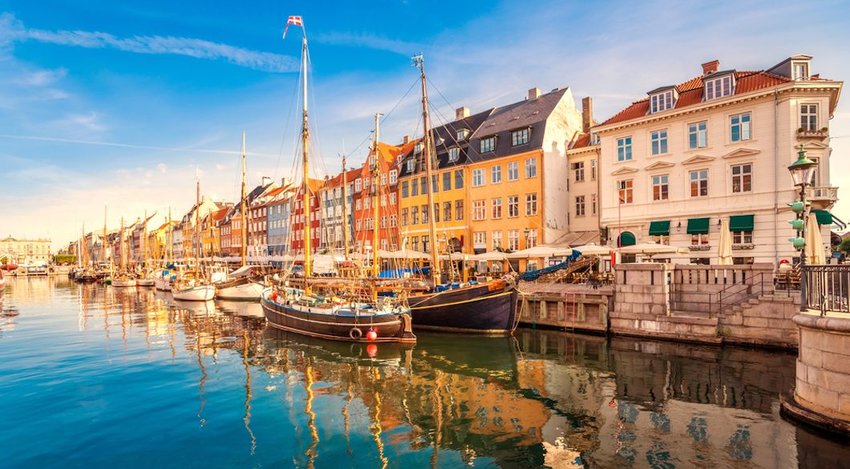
[69,54,843,268]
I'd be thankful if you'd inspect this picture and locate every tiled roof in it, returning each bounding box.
[600,71,792,126]
[569,133,593,150]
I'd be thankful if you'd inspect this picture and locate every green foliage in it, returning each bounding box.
[53,254,77,265]
[838,237,850,254]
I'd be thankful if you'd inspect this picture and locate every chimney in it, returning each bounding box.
[455,106,470,120]
[702,60,719,75]
[403,135,411,144]
[581,97,593,133]
[528,87,541,100]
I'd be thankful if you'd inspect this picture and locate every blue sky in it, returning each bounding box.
[1,0,849,249]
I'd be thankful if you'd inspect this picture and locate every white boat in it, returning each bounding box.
[154,275,172,291]
[112,277,137,287]
[216,279,264,300]
[136,278,155,287]
[172,284,215,301]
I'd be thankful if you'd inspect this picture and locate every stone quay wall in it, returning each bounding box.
[516,282,612,333]
[792,313,850,422]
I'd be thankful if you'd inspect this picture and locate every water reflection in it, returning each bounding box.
[2,278,848,468]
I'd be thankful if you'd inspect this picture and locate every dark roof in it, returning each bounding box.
[466,88,569,163]
[397,108,493,177]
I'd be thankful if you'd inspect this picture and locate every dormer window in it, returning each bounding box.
[414,142,424,154]
[705,74,734,100]
[649,89,675,113]
[406,158,415,173]
[793,61,809,80]
[448,147,460,162]
[456,129,469,141]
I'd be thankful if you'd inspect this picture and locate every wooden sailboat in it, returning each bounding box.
[404,54,519,335]
[172,176,215,301]
[261,17,415,344]
[137,211,156,286]
[216,131,265,301]
[112,217,137,287]
[155,208,175,291]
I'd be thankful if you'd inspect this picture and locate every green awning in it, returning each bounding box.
[814,210,833,226]
[729,214,754,232]
[648,220,670,236]
[618,231,636,247]
[686,217,710,235]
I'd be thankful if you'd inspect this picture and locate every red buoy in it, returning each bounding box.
[366,344,378,357]
[270,291,278,301]
[365,329,378,341]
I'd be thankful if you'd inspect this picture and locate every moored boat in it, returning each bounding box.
[216,277,264,300]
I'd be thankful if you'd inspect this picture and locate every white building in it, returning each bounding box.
[594,55,842,264]
[0,237,51,265]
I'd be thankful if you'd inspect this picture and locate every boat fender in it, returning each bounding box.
[349,327,363,340]
[270,290,278,302]
[365,329,378,341]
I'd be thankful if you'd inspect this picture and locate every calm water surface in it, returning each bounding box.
[1,277,848,468]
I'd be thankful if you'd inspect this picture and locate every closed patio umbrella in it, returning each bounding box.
[805,212,826,264]
[716,218,733,265]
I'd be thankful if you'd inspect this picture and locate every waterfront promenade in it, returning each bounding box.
[1,275,848,468]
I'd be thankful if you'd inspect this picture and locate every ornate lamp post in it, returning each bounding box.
[788,145,818,310]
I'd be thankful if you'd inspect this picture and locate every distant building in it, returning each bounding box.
[594,55,843,264]
[0,236,51,265]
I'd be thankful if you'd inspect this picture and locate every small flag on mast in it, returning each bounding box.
[282,16,304,39]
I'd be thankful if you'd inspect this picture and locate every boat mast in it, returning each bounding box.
[414,54,441,283]
[120,217,125,272]
[241,131,248,267]
[299,28,312,287]
[167,207,173,266]
[195,174,201,275]
[102,206,107,266]
[371,112,383,278]
[341,154,349,261]
[143,210,148,271]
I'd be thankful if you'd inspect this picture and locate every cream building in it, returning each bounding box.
[0,237,51,265]
[594,55,842,264]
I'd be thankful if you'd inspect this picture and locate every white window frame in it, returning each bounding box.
[705,74,733,100]
[688,121,708,149]
[491,164,502,184]
[389,169,398,184]
[472,168,485,187]
[507,161,519,181]
[650,130,668,155]
[617,136,632,161]
[617,179,633,204]
[448,147,460,162]
[650,90,674,113]
[491,197,502,219]
[507,195,519,218]
[800,104,818,131]
[731,163,752,193]
[730,112,751,142]
[572,161,585,182]
[480,136,496,153]
[512,128,529,146]
[472,200,486,221]
[525,158,537,178]
[575,195,585,217]
[689,169,709,197]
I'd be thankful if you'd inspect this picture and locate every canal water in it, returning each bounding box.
[1,277,847,468]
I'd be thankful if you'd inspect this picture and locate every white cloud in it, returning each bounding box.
[313,32,420,55]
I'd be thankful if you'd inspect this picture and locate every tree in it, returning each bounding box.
[837,238,850,255]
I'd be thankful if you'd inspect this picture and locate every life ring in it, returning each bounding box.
[349,327,363,340]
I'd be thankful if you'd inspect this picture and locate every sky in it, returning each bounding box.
[1,0,849,250]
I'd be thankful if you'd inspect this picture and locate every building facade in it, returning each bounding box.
[594,56,842,264]
[0,237,51,265]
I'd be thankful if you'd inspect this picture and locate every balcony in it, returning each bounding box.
[797,128,829,139]
[807,186,838,209]
[688,244,711,252]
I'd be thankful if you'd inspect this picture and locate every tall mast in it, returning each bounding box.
[241,131,248,266]
[371,112,383,278]
[341,154,349,261]
[120,217,125,271]
[143,210,148,270]
[167,207,173,265]
[195,174,201,273]
[414,54,441,283]
[300,30,312,286]
[102,206,107,265]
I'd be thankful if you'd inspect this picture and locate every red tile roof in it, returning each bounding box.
[600,71,792,126]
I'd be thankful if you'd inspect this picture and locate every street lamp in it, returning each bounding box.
[788,145,818,311]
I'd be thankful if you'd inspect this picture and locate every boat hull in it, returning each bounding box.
[215,279,264,301]
[136,278,155,287]
[154,277,171,291]
[261,292,416,344]
[172,285,215,301]
[408,284,519,335]
[111,279,136,287]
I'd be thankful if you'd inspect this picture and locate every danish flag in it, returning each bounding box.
[283,16,304,39]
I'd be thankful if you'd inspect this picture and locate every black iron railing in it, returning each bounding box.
[801,265,850,314]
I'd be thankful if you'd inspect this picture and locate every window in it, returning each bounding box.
[650,91,674,113]
[512,128,529,146]
[572,162,585,182]
[473,200,486,220]
[390,193,396,205]
[591,159,597,181]
[411,236,419,251]
[691,233,709,246]
[380,216,387,228]
[651,130,668,155]
[525,158,537,178]
[421,235,429,253]
[527,229,538,249]
[690,169,709,197]
[705,75,733,100]
[380,194,387,207]
[617,179,633,204]
[389,170,398,184]
[472,168,485,187]
[732,230,753,244]
[491,165,502,184]
[491,198,502,219]
[355,178,362,192]
[508,195,519,217]
[457,129,469,141]
[652,175,669,201]
[525,193,538,216]
[508,230,519,251]
[801,104,818,131]
[433,203,440,223]
[480,136,496,153]
[793,62,809,80]
[575,195,586,216]
[492,231,502,250]
[421,205,429,224]
[364,197,370,209]
[411,178,419,196]
[406,158,415,173]
[355,199,362,211]
[401,208,408,226]
[617,137,632,161]
[688,121,708,149]
[455,200,463,220]
[431,175,439,193]
[730,113,751,142]
[455,170,464,189]
[591,193,597,215]
[448,147,460,162]
[473,231,486,248]
[443,202,451,221]
[412,207,419,224]
[420,176,428,195]
[731,164,752,193]
[381,174,387,186]
[415,142,424,154]
[442,172,451,191]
